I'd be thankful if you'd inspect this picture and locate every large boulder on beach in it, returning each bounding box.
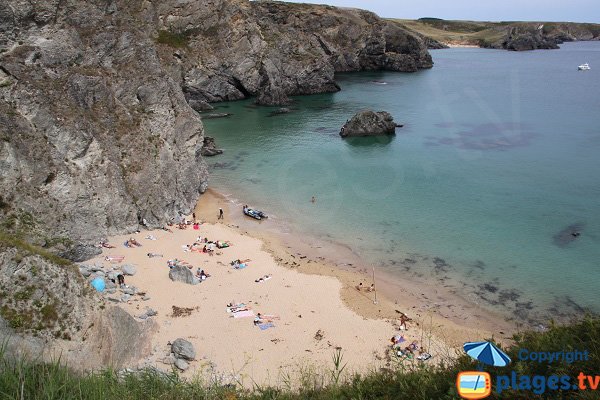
[171,338,196,361]
[168,265,199,285]
[340,110,399,137]
[121,264,137,276]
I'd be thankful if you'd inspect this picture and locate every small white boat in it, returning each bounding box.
[578,63,590,71]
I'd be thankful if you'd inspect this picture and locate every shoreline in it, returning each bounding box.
[86,189,516,387]
[194,189,516,344]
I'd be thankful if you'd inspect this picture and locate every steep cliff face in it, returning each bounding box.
[156,0,433,105]
[0,1,209,259]
[0,0,431,258]
[0,242,156,369]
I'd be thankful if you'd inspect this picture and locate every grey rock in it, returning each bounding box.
[171,338,196,361]
[120,294,131,303]
[161,354,176,365]
[169,265,199,285]
[187,99,214,112]
[174,358,189,371]
[123,287,136,295]
[200,113,232,119]
[200,137,223,157]
[121,265,137,276]
[340,110,398,137]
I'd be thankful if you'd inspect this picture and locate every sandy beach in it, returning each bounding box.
[87,190,515,387]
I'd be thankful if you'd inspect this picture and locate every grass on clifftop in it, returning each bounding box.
[392,19,507,47]
[1,317,599,399]
[0,231,72,267]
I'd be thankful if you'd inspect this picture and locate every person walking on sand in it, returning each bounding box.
[218,208,224,220]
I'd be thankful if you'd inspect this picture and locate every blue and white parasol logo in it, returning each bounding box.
[464,341,511,368]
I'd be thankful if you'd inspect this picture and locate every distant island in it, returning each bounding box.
[393,18,600,51]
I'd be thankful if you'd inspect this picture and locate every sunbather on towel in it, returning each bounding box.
[99,240,116,248]
[126,238,142,247]
[256,313,279,322]
[147,253,163,258]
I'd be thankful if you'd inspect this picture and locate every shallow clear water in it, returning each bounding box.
[203,42,600,321]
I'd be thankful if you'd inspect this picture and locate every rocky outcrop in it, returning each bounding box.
[493,26,560,51]
[340,110,398,137]
[201,137,223,157]
[0,245,156,370]
[158,0,432,106]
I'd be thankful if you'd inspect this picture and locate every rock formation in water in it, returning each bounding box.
[340,110,398,137]
[200,137,224,157]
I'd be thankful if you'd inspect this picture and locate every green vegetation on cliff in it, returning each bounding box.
[1,317,598,399]
[393,18,600,50]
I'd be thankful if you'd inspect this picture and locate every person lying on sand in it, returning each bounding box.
[255,275,272,283]
[231,259,251,265]
[105,255,125,262]
[147,253,163,258]
[216,240,232,249]
[99,240,116,249]
[162,226,173,233]
[390,334,406,347]
[416,347,432,361]
[196,268,210,280]
[126,238,142,247]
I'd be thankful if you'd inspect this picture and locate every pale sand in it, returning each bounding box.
[89,189,515,387]
[445,42,480,48]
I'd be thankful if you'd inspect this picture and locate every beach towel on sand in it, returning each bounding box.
[233,310,254,319]
[258,322,275,330]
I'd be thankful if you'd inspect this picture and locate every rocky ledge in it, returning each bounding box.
[340,110,400,137]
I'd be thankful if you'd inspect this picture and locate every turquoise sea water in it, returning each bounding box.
[203,42,600,322]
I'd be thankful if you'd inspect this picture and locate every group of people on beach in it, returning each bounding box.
[355,282,376,293]
[390,335,431,361]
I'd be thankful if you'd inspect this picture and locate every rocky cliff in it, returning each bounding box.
[159,0,433,105]
[0,239,156,370]
[0,0,432,259]
[0,1,209,260]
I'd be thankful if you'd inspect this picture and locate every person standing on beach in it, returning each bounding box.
[311,196,316,203]
[218,208,224,220]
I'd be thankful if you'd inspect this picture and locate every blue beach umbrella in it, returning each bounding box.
[463,341,511,367]
[91,277,106,292]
